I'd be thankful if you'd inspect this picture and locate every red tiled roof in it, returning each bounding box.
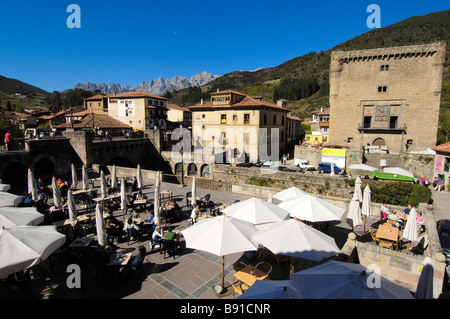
[433,141,450,154]
[55,114,131,130]
[167,103,191,112]
[108,91,167,100]
[311,107,330,115]
[287,114,302,121]
[210,89,246,96]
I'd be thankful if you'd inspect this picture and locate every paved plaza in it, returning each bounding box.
[1,171,448,300]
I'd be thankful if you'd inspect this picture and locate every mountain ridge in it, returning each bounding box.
[74,71,220,96]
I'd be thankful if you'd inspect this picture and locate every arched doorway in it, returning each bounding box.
[201,164,211,178]
[372,138,386,146]
[34,157,55,183]
[174,163,183,175]
[187,163,197,176]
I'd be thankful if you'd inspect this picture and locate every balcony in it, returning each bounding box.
[358,123,407,134]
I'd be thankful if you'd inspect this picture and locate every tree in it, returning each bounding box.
[65,88,93,107]
[437,112,450,145]
[48,91,62,113]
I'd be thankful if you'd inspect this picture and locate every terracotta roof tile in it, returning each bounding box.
[55,114,131,130]
[433,141,450,154]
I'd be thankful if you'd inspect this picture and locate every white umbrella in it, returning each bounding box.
[191,176,197,207]
[267,193,273,203]
[273,186,307,202]
[111,165,117,190]
[238,280,300,299]
[361,186,372,232]
[330,163,335,176]
[52,176,62,209]
[0,192,22,208]
[354,176,363,202]
[290,260,413,299]
[67,190,77,226]
[95,203,107,247]
[181,215,257,289]
[120,177,127,221]
[71,163,78,190]
[100,170,107,198]
[348,164,378,172]
[347,191,363,229]
[0,184,11,192]
[404,208,419,251]
[0,207,44,227]
[137,164,143,190]
[27,168,38,202]
[252,219,341,263]
[82,164,89,190]
[222,197,289,225]
[278,194,345,223]
[154,171,161,224]
[415,255,434,299]
[0,225,66,278]
[383,167,414,178]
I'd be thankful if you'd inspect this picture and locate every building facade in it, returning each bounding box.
[329,42,446,154]
[187,90,291,164]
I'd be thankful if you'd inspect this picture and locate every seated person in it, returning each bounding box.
[163,227,176,241]
[105,219,125,240]
[190,204,200,224]
[105,210,124,229]
[128,245,146,270]
[23,194,35,207]
[144,211,156,235]
[402,205,412,216]
[152,225,163,243]
[123,217,140,240]
[416,212,424,233]
[131,177,138,192]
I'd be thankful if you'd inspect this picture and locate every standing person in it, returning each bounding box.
[190,204,200,224]
[4,130,13,151]
[434,176,443,192]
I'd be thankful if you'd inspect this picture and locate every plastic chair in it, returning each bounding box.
[369,228,379,246]
[233,261,247,272]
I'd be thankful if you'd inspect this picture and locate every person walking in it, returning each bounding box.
[4,130,13,151]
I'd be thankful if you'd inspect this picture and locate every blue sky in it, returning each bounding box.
[0,0,448,92]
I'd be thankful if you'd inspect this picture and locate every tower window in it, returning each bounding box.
[377,86,387,93]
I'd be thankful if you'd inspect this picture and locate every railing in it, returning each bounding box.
[0,138,27,154]
[358,123,407,133]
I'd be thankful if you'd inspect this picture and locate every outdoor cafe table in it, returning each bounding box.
[92,193,121,202]
[52,214,91,228]
[106,252,132,267]
[376,223,399,242]
[160,190,173,201]
[68,237,94,249]
[233,265,268,287]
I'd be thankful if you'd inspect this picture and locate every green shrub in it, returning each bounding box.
[370,182,432,207]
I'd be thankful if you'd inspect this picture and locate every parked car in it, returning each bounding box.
[295,158,315,171]
[24,128,54,139]
[318,162,342,174]
[261,161,277,172]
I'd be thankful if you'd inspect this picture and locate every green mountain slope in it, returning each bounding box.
[0,75,49,96]
[170,9,450,121]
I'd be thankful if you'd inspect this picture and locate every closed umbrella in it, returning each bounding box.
[100,170,107,198]
[181,215,257,291]
[290,260,413,299]
[52,176,62,209]
[27,168,38,202]
[273,187,307,202]
[330,163,335,176]
[111,165,117,191]
[361,186,372,232]
[238,280,300,299]
[354,176,363,202]
[268,193,273,203]
[278,194,345,223]
[95,203,107,247]
[347,191,363,230]
[404,208,419,252]
[415,255,434,299]
[0,225,66,278]
[383,167,414,178]
[222,197,289,225]
[0,207,44,227]
[348,164,378,172]
[71,163,78,190]
[120,177,126,222]
[154,171,161,225]
[137,164,143,190]
[67,190,77,226]
[252,219,341,263]
[82,164,89,190]
[0,192,22,208]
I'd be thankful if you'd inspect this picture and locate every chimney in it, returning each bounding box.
[277,99,288,108]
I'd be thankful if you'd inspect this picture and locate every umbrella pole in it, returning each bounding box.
[364,216,366,233]
[222,256,225,289]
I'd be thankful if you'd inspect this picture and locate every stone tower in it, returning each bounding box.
[329,42,446,154]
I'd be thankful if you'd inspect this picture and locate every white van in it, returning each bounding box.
[295,158,315,171]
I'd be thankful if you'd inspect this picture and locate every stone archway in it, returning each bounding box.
[373,138,386,146]
[2,161,27,195]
